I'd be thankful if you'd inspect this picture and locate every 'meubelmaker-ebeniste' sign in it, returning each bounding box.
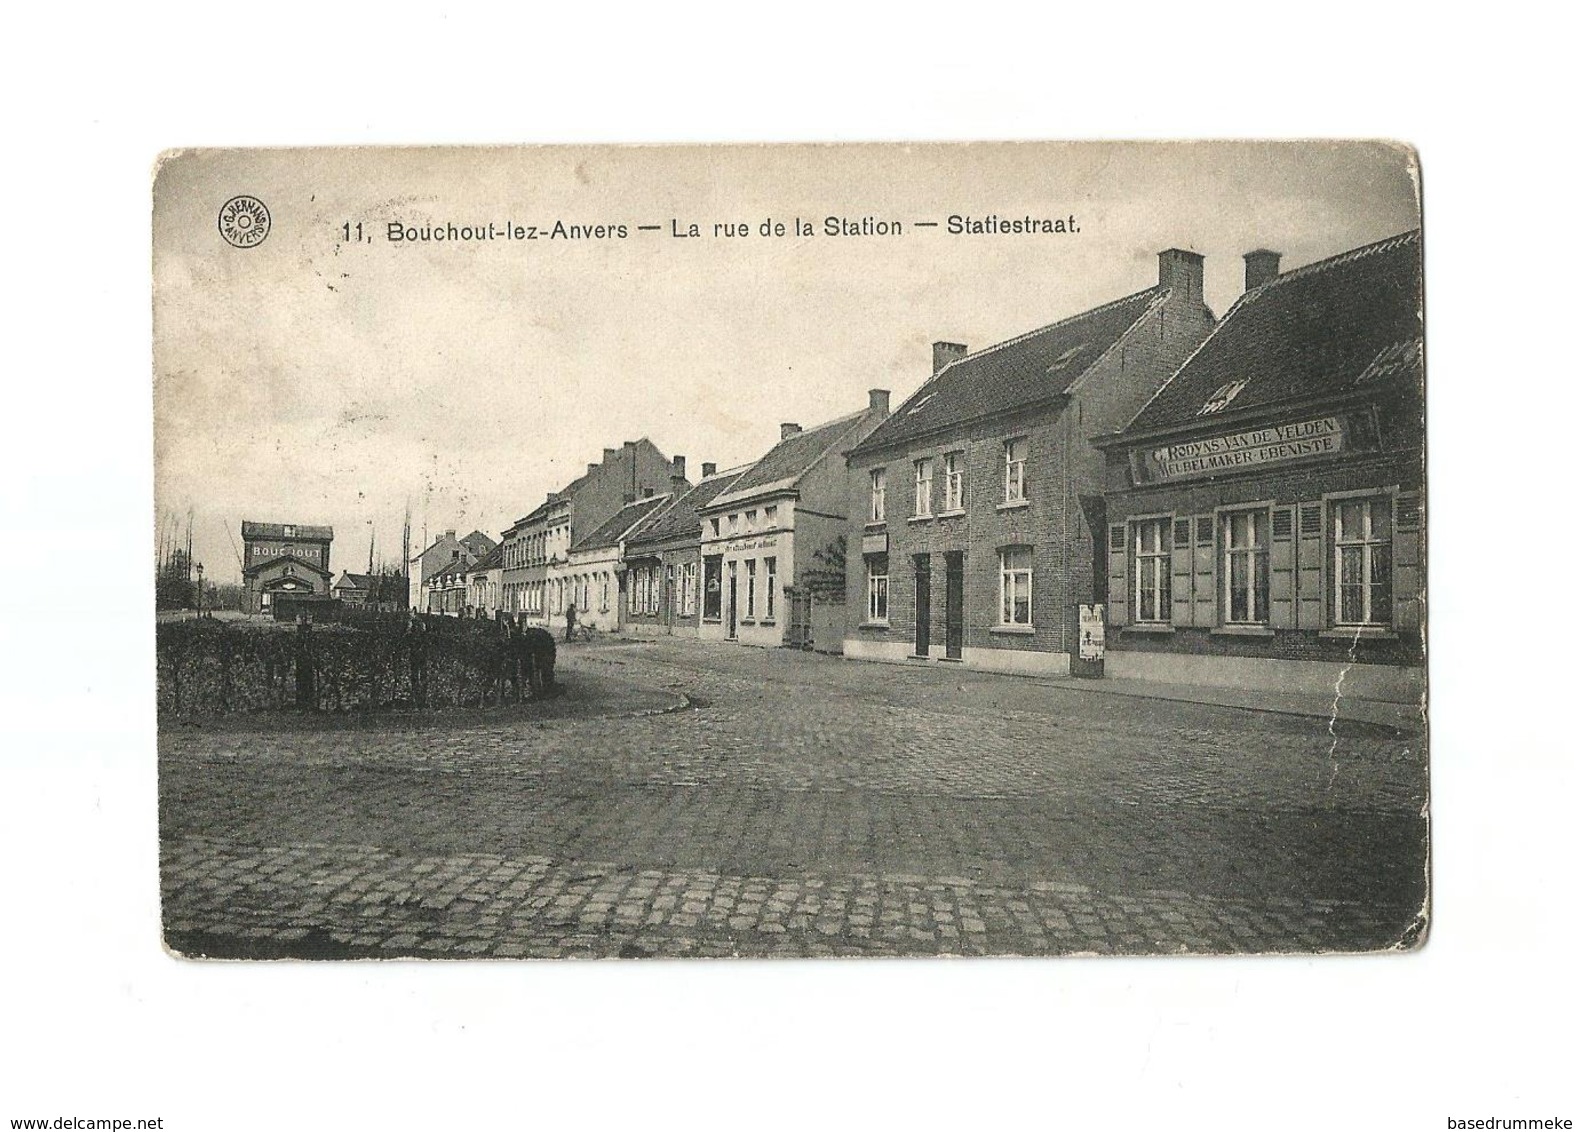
[1135,416,1346,483]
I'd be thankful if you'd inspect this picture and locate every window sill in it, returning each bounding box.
[702,617,722,624]
[759,619,775,627]
[1320,627,1397,641]
[908,514,934,524]
[996,499,1030,512]
[858,620,891,630]
[864,521,886,530]
[1212,625,1275,637]
[1124,623,1175,635]
[936,508,966,519]
[990,624,1035,636]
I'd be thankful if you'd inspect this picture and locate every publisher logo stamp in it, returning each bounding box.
[218,195,271,248]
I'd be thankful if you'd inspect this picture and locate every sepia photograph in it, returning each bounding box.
[152,141,1427,961]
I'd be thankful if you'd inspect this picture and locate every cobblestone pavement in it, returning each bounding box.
[160,640,1428,959]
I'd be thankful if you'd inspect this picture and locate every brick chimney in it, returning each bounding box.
[603,447,618,462]
[587,463,598,475]
[701,462,717,478]
[932,341,966,375]
[1157,248,1205,305]
[445,529,456,541]
[781,423,802,440]
[672,454,686,479]
[1244,249,1282,292]
[869,388,890,416]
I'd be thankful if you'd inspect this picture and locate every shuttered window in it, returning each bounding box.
[1106,524,1128,626]
[1333,496,1392,626]
[1222,510,1270,624]
[1133,518,1171,623]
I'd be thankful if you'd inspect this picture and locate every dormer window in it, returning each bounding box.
[1197,380,1248,416]
[283,526,295,538]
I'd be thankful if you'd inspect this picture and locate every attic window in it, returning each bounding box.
[1197,380,1248,416]
[1046,345,1085,372]
[283,526,295,538]
[905,393,937,416]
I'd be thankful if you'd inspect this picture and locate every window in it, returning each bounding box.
[869,468,887,523]
[745,559,757,618]
[649,567,661,614]
[764,505,777,526]
[913,458,933,517]
[1133,518,1171,623]
[283,526,295,538]
[866,554,889,622]
[943,452,963,511]
[745,509,757,531]
[764,556,776,618]
[1334,496,1392,626]
[999,547,1033,626]
[728,514,740,535]
[682,561,697,615]
[1003,438,1027,503]
[703,556,723,619]
[1222,510,1269,624]
[710,517,721,538]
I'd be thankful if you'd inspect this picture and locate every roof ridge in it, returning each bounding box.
[925,285,1161,387]
[1258,228,1421,293]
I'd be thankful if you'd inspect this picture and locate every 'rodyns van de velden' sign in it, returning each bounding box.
[1134,416,1348,484]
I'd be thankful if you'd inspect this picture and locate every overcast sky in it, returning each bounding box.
[153,142,1419,584]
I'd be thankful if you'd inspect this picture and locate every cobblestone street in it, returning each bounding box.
[159,639,1428,958]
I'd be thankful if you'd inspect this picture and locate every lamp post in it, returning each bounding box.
[194,561,204,619]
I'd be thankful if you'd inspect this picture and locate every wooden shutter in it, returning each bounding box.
[1170,517,1193,626]
[1192,515,1215,626]
[1269,505,1296,629]
[1393,491,1423,633]
[1106,523,1129,626]
[1296,502,1325,628]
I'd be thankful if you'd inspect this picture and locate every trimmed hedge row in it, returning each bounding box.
[156,616,540,718]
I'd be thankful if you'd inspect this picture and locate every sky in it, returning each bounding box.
[152,142,1419,584]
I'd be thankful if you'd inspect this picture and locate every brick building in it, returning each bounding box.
[1095,230,1424,702]
[240,520,334,614]
[408,528,495,612]
[502,439,682,626]
[842,249,1216,675]
[698,394,891,652]
[622,462,747,638]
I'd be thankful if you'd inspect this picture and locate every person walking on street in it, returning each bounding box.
[564,600,578,643]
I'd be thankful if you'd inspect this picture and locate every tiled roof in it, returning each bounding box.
[1125,230,1422,434]
[468,544,505,572]
[460,530,497,557]
[851,288,1166,455]
[571,494,671,552]
[710,412,868,506]
[627,467,748,550]
[242,520,334,541]
[334,572,377,589]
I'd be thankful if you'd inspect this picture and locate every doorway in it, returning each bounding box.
[945,551,964,660]
[913,554,931,658]
[726,561,738,640]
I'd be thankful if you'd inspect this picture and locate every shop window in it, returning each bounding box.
[869,468,887,523]
[1003,438,1028,503]
[1133,518,1171,623]
[913,458,933,517]
[745,559,757,619]
[703,556,722,619]
[1222,509,1270,624]
[943,452,964,511]
[866,553,889,623]
[999,546,1033,626]
[765,557,777,619]
[1333,497,1392,626]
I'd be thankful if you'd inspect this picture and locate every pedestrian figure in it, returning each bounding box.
[564,600,578,643]
[505,616,526,703]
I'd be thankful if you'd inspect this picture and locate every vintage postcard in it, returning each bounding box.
[153,142,1427,959]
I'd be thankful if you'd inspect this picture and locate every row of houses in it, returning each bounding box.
[409,230,1424,702]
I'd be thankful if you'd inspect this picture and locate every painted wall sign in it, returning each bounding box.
[715,535,780,554]
[861,532,888,555]
[1134,415,1347,483]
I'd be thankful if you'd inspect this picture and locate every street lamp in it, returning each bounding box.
[195,561,204,619]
